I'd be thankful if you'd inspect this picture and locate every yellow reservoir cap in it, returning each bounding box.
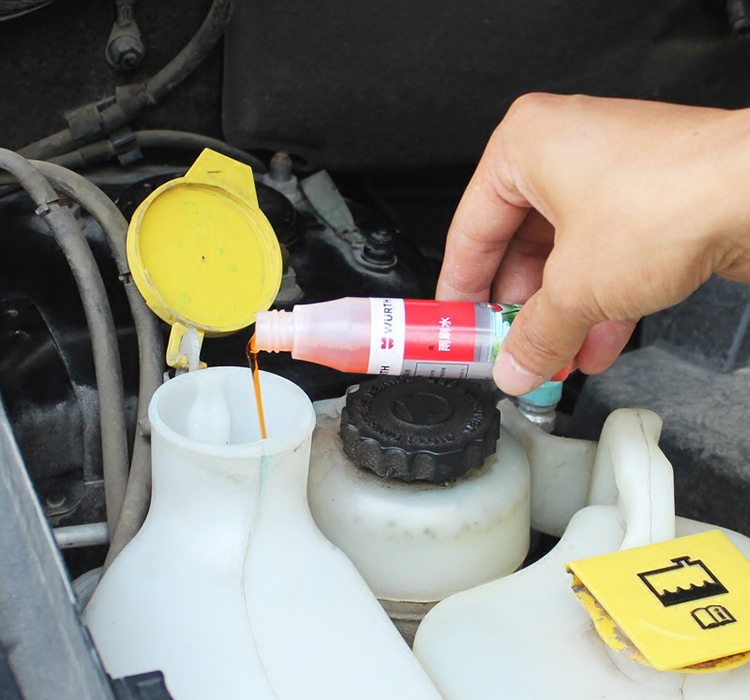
[567,530,750,673]
[126,149,282,367]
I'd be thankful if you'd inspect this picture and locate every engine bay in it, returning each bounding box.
[2,1,750,698]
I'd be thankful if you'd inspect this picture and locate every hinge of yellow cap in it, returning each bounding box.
[166,323,207,371]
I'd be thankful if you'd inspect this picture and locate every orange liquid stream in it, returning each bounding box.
[246,334,267,440]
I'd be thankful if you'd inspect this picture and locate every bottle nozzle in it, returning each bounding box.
[255,310,295,352]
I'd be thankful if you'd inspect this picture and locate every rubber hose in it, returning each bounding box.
[53,522,109,549]
[0,0,53,20]
[144,0,234,102]
[18,0,235,161]
[42,130,267,173]
[0,150,129,533]
[31,161,165,566]
[134,131,267,172]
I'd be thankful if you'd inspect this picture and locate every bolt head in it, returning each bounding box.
[107,35,145,70]
[363,229,396,265]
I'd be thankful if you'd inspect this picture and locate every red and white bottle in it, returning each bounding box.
[255,297,528,380]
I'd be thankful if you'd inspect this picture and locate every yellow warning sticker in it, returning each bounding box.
[566,530,750,672]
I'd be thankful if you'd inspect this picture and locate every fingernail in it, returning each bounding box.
[493,351,544,396]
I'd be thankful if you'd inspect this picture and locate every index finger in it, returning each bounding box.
[436,140,530,302]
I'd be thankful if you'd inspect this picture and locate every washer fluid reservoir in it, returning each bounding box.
[308,376,531,642]
[83,367,442,700]
[86,151,441,699]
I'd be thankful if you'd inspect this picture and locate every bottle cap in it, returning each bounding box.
[519,380,563,408]
[340,376,500,482]
[126,149,282,368]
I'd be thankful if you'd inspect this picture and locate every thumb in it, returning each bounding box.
[494,289,591,395]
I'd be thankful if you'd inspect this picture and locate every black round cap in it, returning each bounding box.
[340,376,500,482]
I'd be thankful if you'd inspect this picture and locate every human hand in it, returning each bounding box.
[437,93,750,395]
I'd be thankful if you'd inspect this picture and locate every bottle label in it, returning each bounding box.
[367,298,407,375]
[367,298,519,379]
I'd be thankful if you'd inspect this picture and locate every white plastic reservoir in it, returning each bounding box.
[413,408,750,700]
[308,393,531,606]
[84,367,442,700]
